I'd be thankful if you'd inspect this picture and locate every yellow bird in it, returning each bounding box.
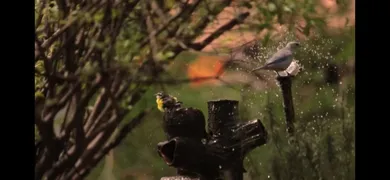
[155,92,181,112]
[154,91,208,140]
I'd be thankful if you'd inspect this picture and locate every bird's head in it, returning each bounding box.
[155,92,167,112]
[285,41,301,51]
[155,91,166,100]
[155,92,181,112]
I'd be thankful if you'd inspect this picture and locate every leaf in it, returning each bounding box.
[165,51,175,59]
[155,51,175,61]
[154,52,163,61]
[283,5,292,12]
[268,2,277,12]
[35,60,45,73]
[35,91,44,99]
[94,12,104,22]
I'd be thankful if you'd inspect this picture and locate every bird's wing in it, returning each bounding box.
[265,48,292,66]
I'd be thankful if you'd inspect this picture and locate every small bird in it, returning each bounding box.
[155,91,208,140]
[155,92,182,112]
[251,41,301,76]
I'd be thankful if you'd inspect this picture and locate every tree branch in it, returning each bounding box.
[35,0,46,28]
[83,89,109,133]
[64,112,122,180]
[139,0,201,48]
[75,110,149,179]
[39,1,107,52]
[132,76,219,85]
[182,0,233,42]
[191,12,250,50]
[144,3,159,57]
[62,75,102,139]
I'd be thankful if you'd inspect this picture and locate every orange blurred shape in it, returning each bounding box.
[187,56,225,87]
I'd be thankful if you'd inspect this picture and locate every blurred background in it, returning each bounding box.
[35,0,354,179]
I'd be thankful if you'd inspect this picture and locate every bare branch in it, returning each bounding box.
[191,12,250,50]
[44,82,81,114]
[85,72,124,138]
[45,76,103,179]
[65,112,121,180]
[139,0,201,48]
[60,98,73,132]
[61,75,102,140]
[35,38,52,73]
[182,0,233,41]
[75,110,149,179]
[150,0,167,18]
[83,89,109,132]
[144,4,159,58]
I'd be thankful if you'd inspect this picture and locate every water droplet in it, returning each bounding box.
[268,175,271,178]
[201,139,207,145]
[219,165,222,169]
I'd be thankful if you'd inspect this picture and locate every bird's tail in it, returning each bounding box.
[251,66,266,72]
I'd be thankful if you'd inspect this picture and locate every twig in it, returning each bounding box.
[35,38,52,73]
[75,110,148,179]
[61,98,73,132]
[181,0,233,42]
[144,3,159,57]
[85,96,113,137]
[131,76,219,85]
[39,1,107,52]
[35,0,45,27]
[64,112,121,180]
[191,12,250,50]
[83,90,109,133]
[139,0,201,48]
[62,75,102,140]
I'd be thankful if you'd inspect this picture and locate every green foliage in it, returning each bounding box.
[155,51,175,61]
